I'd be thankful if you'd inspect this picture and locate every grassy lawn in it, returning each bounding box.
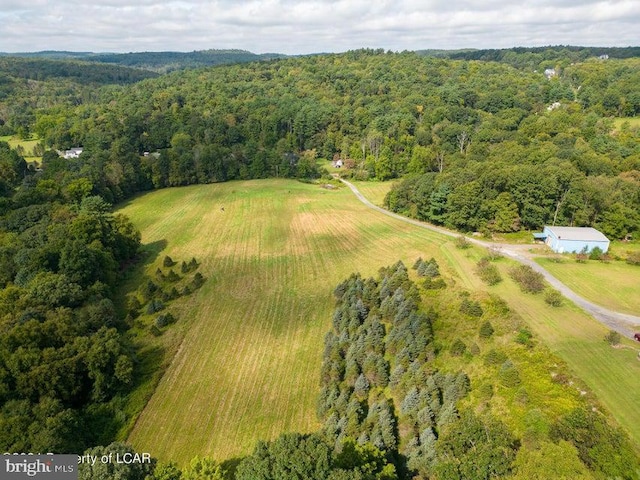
[349,180,395,206]
[535,256,640,316]
[612,116,640,131]
[119,179,640,465]
[1,134,43,163]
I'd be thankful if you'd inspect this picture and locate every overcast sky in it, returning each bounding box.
[1,0,638,54]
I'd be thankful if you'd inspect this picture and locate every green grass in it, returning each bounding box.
[535,256,640,315]
[0,134,43,163]
[350,180,395,206]
[119,179,468,465]
[119,179,640,465]
[612,117,640,131]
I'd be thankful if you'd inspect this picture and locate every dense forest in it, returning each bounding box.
[0,139,141,451]
[2,49,637,237]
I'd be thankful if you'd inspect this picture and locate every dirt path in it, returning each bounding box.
[340,178,640,338]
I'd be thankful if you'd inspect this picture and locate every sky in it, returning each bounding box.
[1,0,638,54]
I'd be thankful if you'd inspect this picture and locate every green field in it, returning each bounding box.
[119,179,640,464]
[0,135,43,163]
[612,116,640,131]
[350,180,395,206]
[120,179,468,464]
[536,256,640,315]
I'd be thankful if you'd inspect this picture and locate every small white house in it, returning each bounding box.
[61,148,83,159]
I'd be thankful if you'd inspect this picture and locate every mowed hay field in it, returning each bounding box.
[120,178,640,464]
[535,257,640,316]
[119,179,468,464]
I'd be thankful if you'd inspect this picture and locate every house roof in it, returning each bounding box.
[544,226,609,242]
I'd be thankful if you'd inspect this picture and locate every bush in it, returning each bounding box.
[479,321,495,339]
[155,312,176,328]
[485,248,503,261]
[588,247,603,260]
[508,265,545,293]
[146,299,165,315]
[163,255,176,267]
[450,339,467,356]
[484,349,507,366]
[423,277,446,290]
[515,328,533,346]
[460,299,483,317]
[604,330,621,346]
[626,251,640,266]
[455,236,471,249]
[544,289,563,307]
[499,360,521,387]
[475,258,502,285]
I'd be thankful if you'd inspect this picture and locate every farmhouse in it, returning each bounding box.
[536,226,610,254]
[59,147,83,159]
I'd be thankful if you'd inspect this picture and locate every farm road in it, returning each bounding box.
[340,178,640,338]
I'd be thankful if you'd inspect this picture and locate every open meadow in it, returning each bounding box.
[119,179,640,464]
[535,256,640,316]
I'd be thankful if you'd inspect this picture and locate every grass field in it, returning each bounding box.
[535,257,640,315]
[0,135,43,163]
[612,117,640,131]
[120,179,467,464]
[350,180,395,207]
[119,179,640,464]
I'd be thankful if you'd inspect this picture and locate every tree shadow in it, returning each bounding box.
[115,239,168,318]
[139,239,168,267]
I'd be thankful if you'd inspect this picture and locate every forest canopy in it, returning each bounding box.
[2,49,636,237]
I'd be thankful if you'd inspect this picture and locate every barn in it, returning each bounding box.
[538,226,610,254]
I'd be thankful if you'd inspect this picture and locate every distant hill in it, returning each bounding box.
[0,49,287,73]
[0,57,158,85]
[417,45,640,69]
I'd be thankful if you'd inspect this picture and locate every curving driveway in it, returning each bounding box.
[340,178,640,338]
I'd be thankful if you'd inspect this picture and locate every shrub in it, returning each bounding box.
[455,236,471,249]
[163,255,176,267]
[604,330,621,346]
[475,258,502,285]
[450,339,467,356]
[423,277,446,290]
[626,251,640,266]
[588,247,603,260]
[508,265,545,293]
[544,289,563,307]
[479,321,495,339]
[166,269,181,282]
[499,360,521,387]
[484,349,507,366]
[155,312,176,328]
[575,252,588,263]
[146,299,165,315]
[460,299,483,317]
[485,247,503,261]
[515,328,533,346]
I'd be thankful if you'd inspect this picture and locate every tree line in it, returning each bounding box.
[3,50,635,238]
[0,140,142,451]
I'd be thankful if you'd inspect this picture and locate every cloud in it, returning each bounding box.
[0,0,637,53]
